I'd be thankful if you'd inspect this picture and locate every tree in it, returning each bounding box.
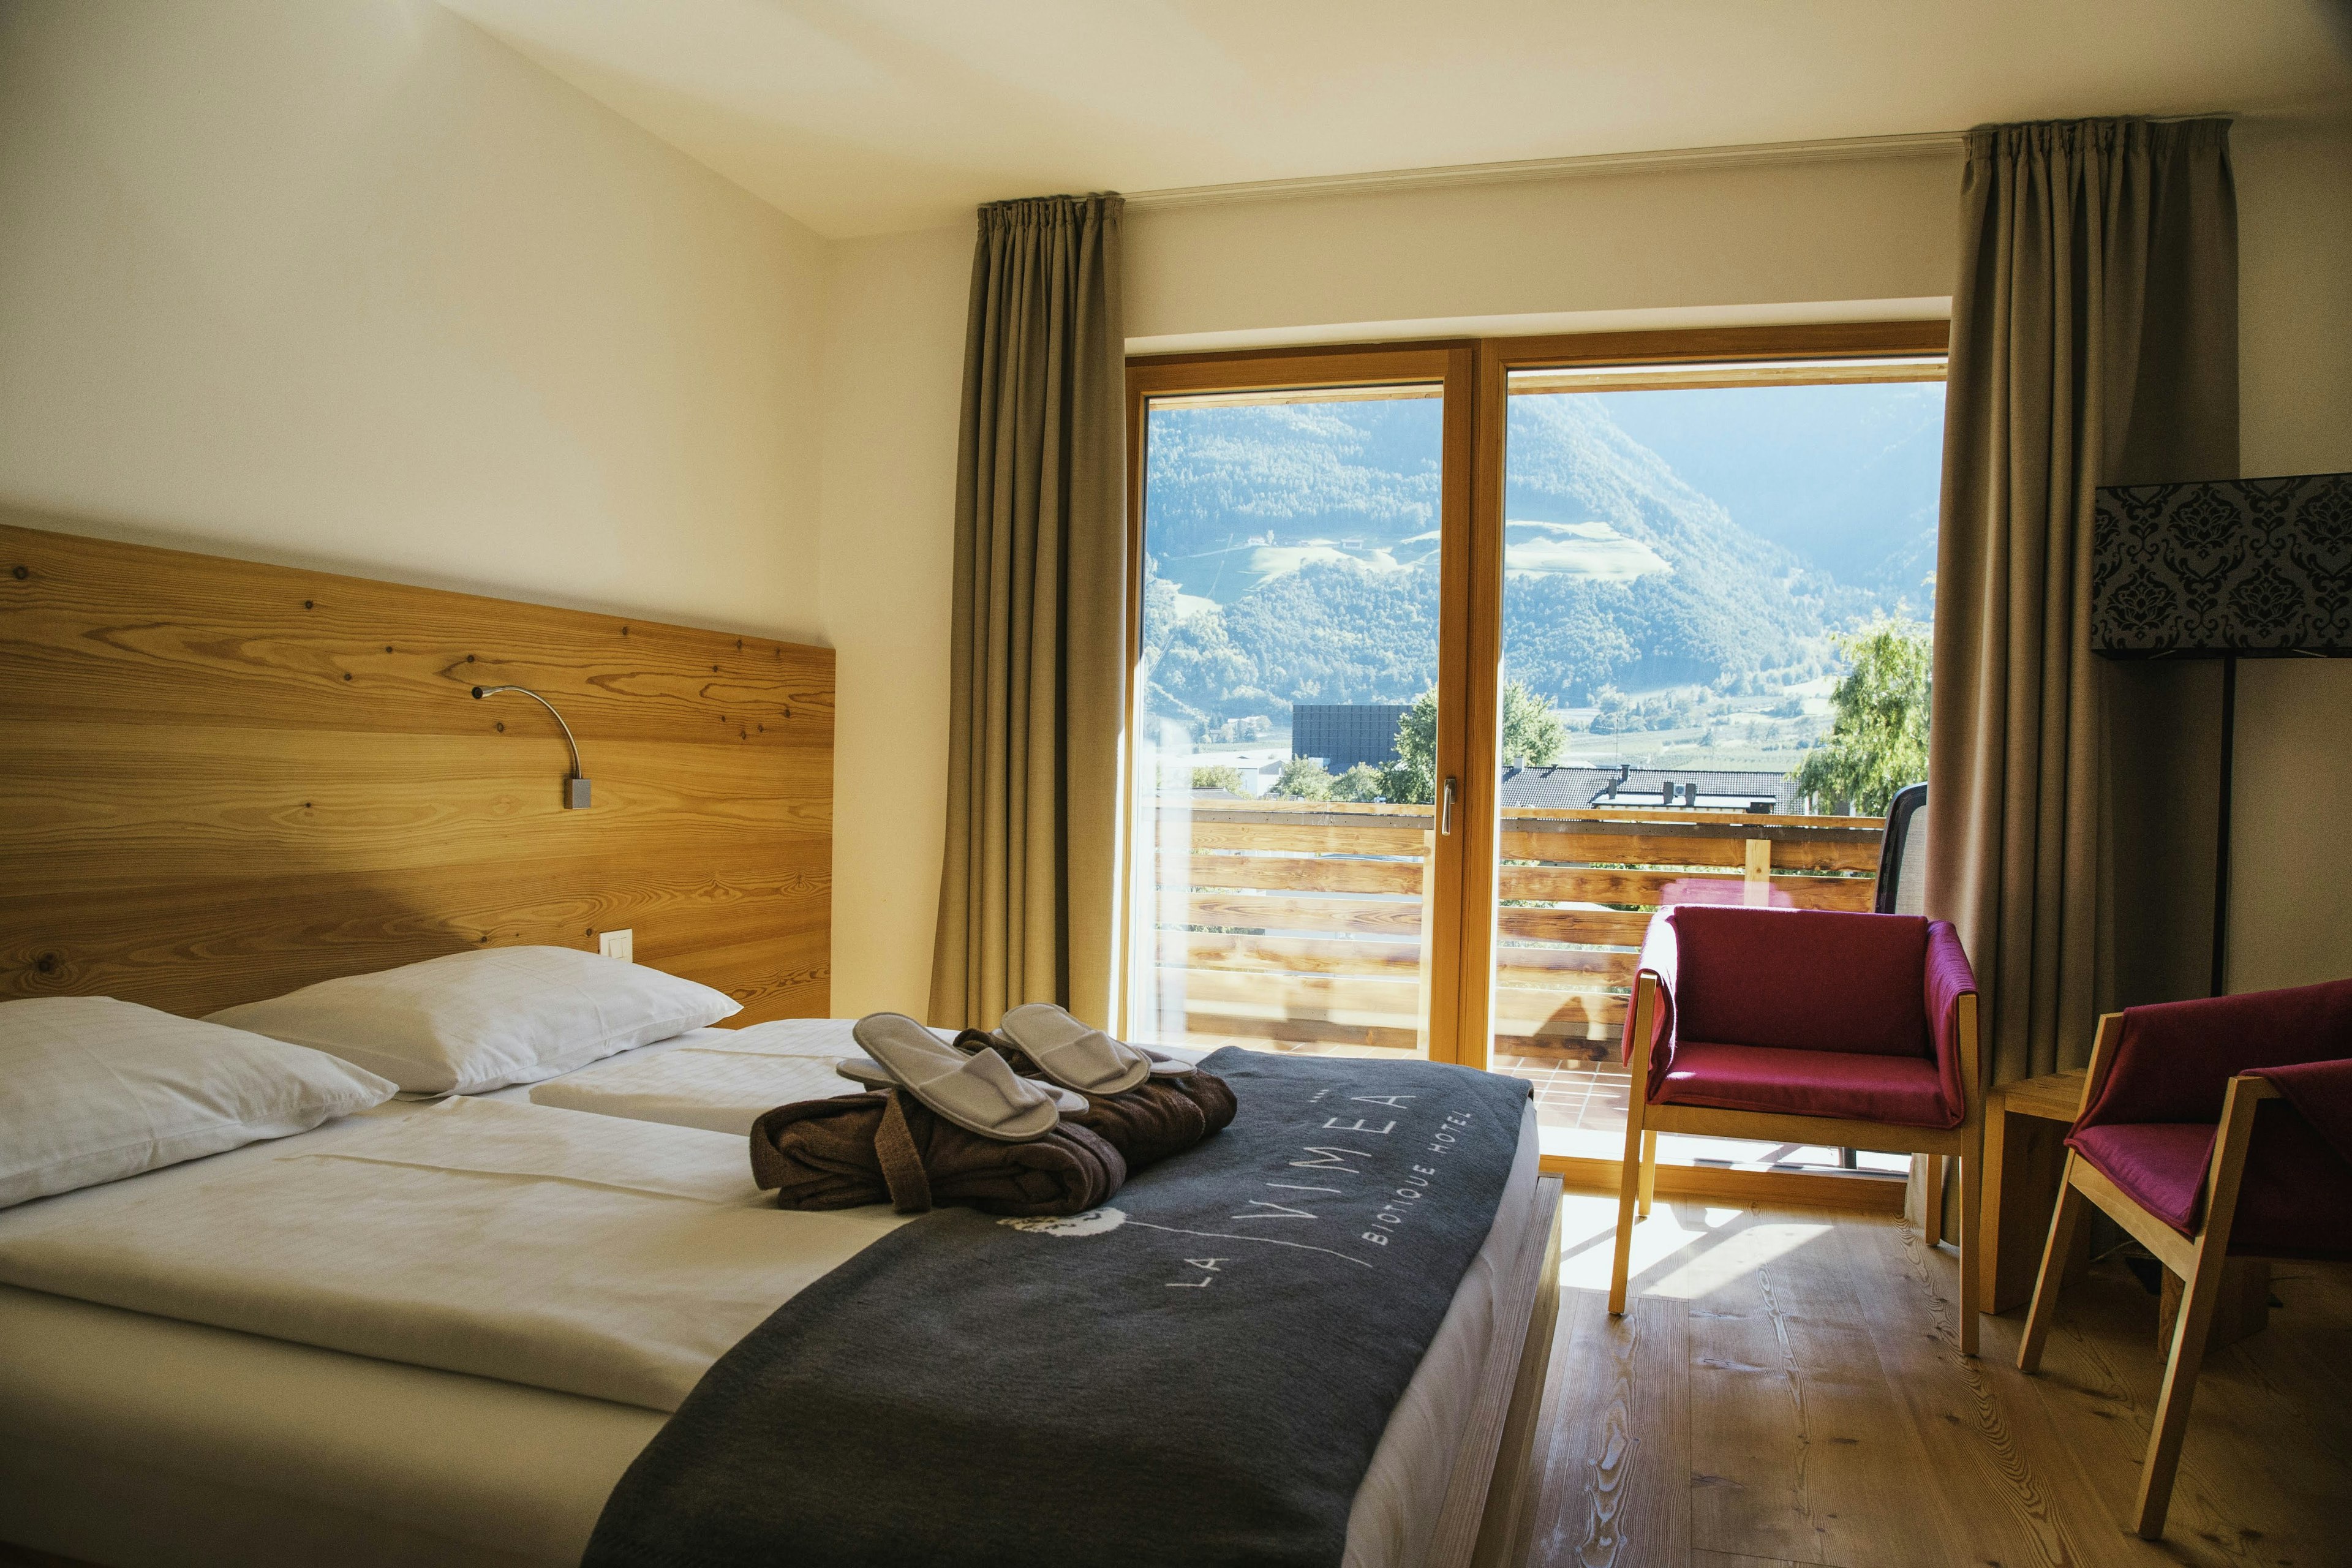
[1191,764,1248,794]
[1386,690,1441,804]
[1501,680,1567,767]
[1266,756,1333,801]
[1384,679,1565,804]
[1329,762,1389,802]
[1790,619,1931,816]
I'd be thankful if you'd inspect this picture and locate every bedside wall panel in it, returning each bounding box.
[0,513,832,1022]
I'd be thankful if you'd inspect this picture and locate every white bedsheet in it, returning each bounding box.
[0,1033,1546,1568]
[0,1095,913,1411]
[526,1018,930,1134]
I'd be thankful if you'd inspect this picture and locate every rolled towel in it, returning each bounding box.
[748,1088,1125,1218]
[959,1031,1237,1174]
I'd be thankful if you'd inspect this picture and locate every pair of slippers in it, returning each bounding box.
[839,1004,1191,1144]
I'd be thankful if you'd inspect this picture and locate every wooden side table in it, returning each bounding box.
[1980,1071,2089,1313]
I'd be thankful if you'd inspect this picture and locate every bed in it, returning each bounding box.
[0,1030,1562,1568]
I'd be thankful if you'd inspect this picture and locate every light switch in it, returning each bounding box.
[598,929,634,964]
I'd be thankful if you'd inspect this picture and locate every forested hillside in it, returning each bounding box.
[1141,391,1912,732]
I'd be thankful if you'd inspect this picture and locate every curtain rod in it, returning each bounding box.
[1123,130,1967,212]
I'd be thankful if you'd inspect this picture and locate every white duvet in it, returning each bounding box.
[0,1096,912,1411]
[526,1019,907,1135]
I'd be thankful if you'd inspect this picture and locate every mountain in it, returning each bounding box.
[1588,382,1945,609]
[1140,390,1918,732]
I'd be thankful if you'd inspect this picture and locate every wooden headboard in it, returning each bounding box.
[0,514,832,1022]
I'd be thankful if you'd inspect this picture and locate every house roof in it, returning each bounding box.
[1498,764,1800,813]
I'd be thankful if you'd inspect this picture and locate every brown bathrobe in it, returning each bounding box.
[959,1033,1238,1172]
[749,1088,1125,1218]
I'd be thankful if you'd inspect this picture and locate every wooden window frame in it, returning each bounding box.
[1123,342,1479,1062]
[1122,321,1950,1105]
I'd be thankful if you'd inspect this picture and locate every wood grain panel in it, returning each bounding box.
[0,511,830,745]
[0,519,832,1021]
[1182,853,1425,894]
[1166,933,1426,976]
[1499,908,1654,948]
[1500,824,1883,874]
[1172,817,1431,856]
[1179,891,1426,938]
[1170,935,1634,984]
[1499,864,1875,910]
[1163,970,1619,1036]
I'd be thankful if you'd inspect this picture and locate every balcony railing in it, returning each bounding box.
[1141,798,1884,1056]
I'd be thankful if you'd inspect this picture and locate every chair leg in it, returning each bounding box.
[2017,1161,2088,1374]
[2127,1074,2274,1540]
[1608,977,1657,1318]
[1637,1129,1658,1218]
[2133,1245,2230,1539]
[1958,1147,1982,1357]
[1606,1126,1642,1315]
[1920,1154,1943,1248]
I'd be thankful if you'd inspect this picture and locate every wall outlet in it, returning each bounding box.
[597,929,634,964]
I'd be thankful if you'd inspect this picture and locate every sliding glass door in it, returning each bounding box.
[1122,325,1950,1194]
[1476,331,1949,1174]
[1122,347,1476,1063]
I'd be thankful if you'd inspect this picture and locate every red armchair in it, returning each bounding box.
[2017,979,2352,1539]
[1605,905,1983,1352]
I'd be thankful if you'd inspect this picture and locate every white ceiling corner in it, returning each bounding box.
[440,0,2352,238]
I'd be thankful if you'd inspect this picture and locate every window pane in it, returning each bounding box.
[1129,386,1446,1060]
[1492,369,1945,1172]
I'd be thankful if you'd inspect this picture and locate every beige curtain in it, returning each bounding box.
[929,194,1128,1031]
[1927,119,2238,1085]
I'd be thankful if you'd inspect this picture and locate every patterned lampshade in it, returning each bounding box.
[2090,473,2352,656]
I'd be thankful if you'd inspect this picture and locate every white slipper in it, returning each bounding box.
[834,1055,1087,1114]
[996,1003,1155,1096]
[848,1013,1062,1142]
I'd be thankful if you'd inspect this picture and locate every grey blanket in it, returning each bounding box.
[583,1047,1532,1568]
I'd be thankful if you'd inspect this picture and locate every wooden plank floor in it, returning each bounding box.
[1523,1191,2352,1568]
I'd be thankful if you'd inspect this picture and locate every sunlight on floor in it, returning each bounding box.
[1553,1189,1830,1298]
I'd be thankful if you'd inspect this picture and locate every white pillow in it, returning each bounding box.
[205,946,742,1096]
[0,997,399,1210]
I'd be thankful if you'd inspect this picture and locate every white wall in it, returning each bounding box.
[0,0,829,641]
[1126,146,1962,349]
[2226,111,2352,993]
[815,224,970,1015]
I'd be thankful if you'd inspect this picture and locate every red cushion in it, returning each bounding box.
[1657,1041,1959,1129]
[2078,978,2352,1128]
[2069,1122,2212,1234]
[1670,906,1931,1058]
[2072,1107,2352,1258]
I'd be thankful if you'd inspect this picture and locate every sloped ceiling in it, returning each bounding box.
[441,0,2352,236]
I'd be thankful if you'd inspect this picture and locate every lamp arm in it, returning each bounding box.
[471,685,586,780]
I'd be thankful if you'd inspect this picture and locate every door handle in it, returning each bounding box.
[1441,776,1458,835]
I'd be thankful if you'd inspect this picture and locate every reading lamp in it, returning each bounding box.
[2090,471,2350,993]
[472,684,592,809]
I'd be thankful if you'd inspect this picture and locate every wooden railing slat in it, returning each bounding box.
[1183,853,1425,894]
[1166,932,1423,975]
[1147,805,1882,1050]
[1165,932,1638,987]
[1178,820,1430,856]
[1158,971,1627,1031]
[1178,891,1425,938]
[1497,907,1654,947]
[1496,864,1877,910]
